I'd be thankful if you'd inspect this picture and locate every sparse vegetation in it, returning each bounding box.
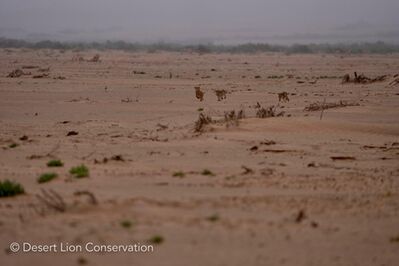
[268,75,284,79]
[206,214,220,222]
[2,38,398,54]
[173,171,185,178]
[69,164,89,178]
[224,109,245,127]
[7,69,27,78]
[149,235,164,244]
[66,131,79,136]
[255,104,284,118]
[0,180,25,197]
[304,100,359,112]
[38,173,58,183]
[0,180,25,198]
[295,210,306,223]
[36,189,66,212]
[331,156,356,161]
[133,70,146,74]
[32,73,49,79]
[342,72,387,84]
[390,235,399,243]
[389,75,399,87]
[19,135,28,141]
[0,36,397,261]
[77,257,88,265]
[120,220,133,228]
[8,143,19,148]
[201,169,215,176]
[47,159,64,167]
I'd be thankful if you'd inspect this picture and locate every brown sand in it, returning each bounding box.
[0,49,398,265]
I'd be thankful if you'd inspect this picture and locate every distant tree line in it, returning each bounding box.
[0,37,398,54]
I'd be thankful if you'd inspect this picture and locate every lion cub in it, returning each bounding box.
[195,86,204,101]
[278,92,289,102]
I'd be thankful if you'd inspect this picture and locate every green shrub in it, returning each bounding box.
[38,173,58,183]
[47,160,64,167]
[69,164,89,178]
[8,143,18,148]
[0,180,25,197]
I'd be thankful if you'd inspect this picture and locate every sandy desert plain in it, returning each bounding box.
[0,48,398,266]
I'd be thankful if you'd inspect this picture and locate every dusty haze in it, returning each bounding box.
[1,1,399,266]
[0,0,399,43]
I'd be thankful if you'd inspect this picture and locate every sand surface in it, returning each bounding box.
[0,49,398,266]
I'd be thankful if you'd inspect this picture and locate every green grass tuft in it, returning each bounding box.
[0,180,25,197]
[38,172,58,184]
[9,143,19,148]
[47,160,64,167]
[69,164,89,178]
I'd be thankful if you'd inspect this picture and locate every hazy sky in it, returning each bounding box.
[1,0,398,43]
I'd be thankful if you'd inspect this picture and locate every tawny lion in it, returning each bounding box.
[278,92,289,102]
[214,89,227,101]
[195,87,204,101]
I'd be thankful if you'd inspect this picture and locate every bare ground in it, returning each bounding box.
[0,49,399,266]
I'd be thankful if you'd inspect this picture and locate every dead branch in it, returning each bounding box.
[342,72,387,84]
[36,189,66,213]
[304,100,359,112]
